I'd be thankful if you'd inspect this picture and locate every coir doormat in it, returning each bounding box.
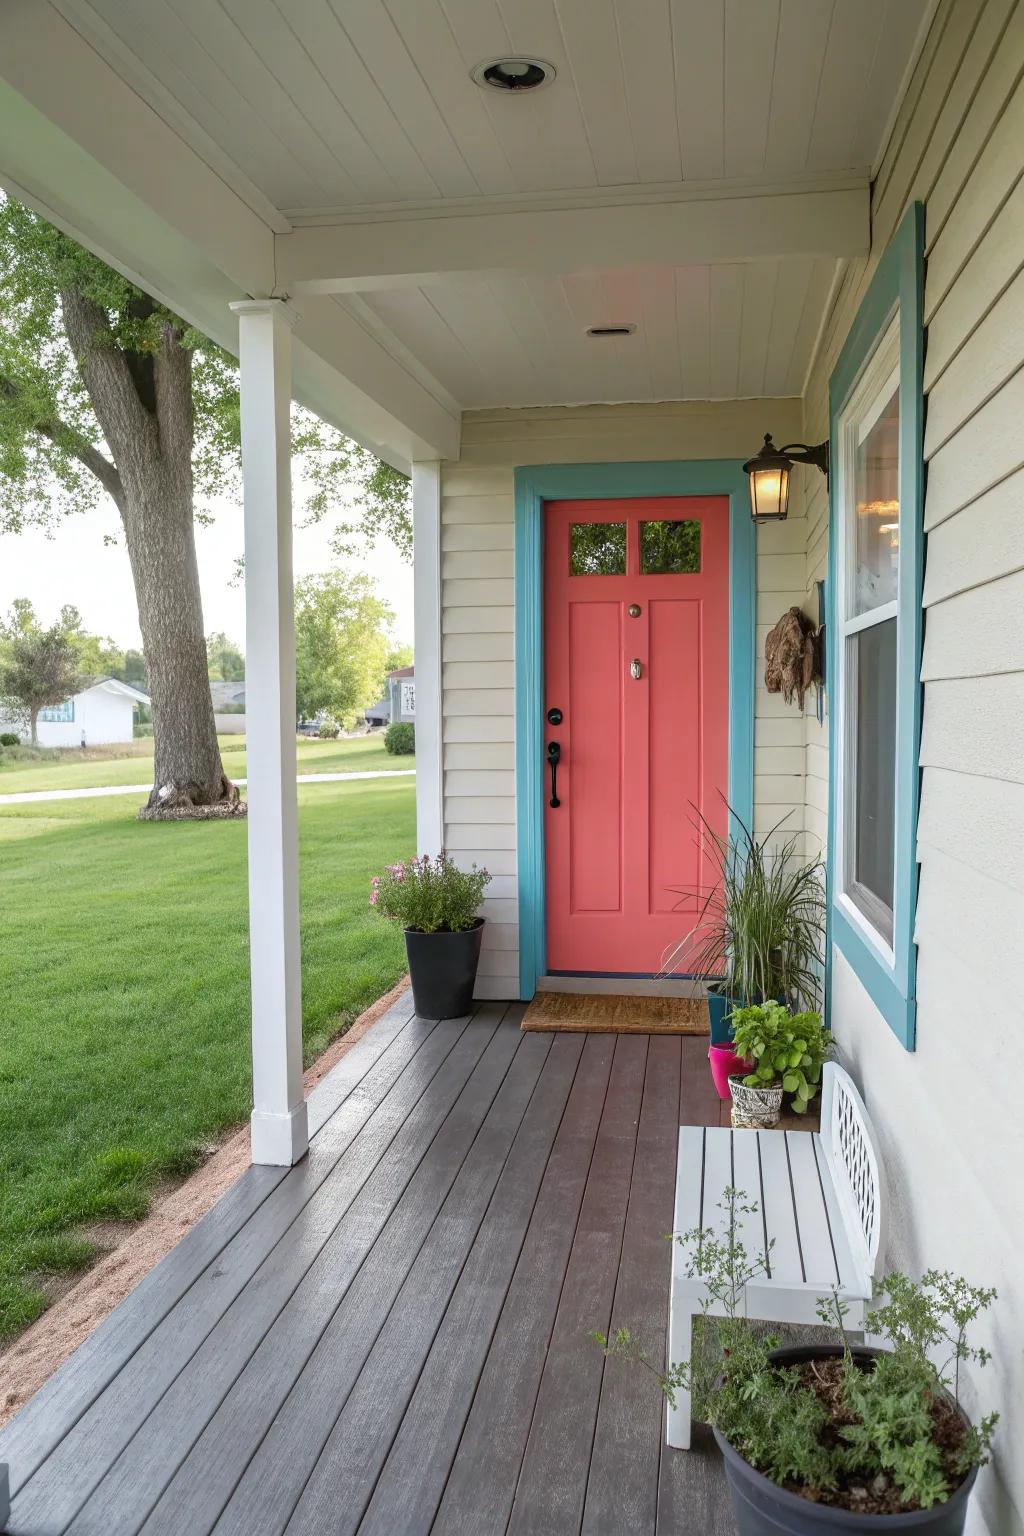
[521,991,708,1035]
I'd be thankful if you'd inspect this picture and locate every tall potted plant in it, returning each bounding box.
[371,851,490,1019]
[598,1189,998,1535]
[661,809,826,1045]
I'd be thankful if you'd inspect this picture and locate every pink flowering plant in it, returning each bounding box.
[370,851,490,933]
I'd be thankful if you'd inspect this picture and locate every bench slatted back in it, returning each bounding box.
[819,1062,887,1284]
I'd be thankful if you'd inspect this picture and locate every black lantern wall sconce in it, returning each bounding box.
[742,433,830,524]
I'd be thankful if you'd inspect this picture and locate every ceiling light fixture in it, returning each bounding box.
[470,57,555,91]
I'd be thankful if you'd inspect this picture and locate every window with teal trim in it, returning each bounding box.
[39,699,74,723]
[827,202,924,1050]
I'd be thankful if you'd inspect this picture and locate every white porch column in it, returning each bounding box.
[412,460,444,855]
[231,298,309,1167]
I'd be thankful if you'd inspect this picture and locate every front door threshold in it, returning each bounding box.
[538,974,704,999]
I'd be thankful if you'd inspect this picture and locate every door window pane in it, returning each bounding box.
[853,385,900,615]
[569,522,626,575]
[640,519,701,574]
[849,617,897,940]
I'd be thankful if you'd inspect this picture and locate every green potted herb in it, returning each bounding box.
[599,1188,998,1534]
[661,809,825,1046]
[728,1001,830,1126]
[371,851,490,1019]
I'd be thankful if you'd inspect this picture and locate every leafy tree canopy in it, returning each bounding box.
[206,631,245,682]
[294,571,395,729]
[0,602,81,742]
[0,198,412,555]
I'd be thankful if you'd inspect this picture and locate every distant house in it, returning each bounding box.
[365,665,414,728]
[1,678,150,747]
[210,678,246,733]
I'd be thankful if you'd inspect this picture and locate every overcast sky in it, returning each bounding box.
[0,479,415,656]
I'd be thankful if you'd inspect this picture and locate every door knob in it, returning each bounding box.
[630,658,643,680]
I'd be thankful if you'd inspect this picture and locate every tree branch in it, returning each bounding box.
[0,372,125,513]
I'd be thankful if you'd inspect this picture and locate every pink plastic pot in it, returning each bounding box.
[708,1042,752,1100]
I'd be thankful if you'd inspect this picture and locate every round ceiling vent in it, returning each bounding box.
[470,57,555,92]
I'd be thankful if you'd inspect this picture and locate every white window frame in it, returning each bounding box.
[833,316,901,968]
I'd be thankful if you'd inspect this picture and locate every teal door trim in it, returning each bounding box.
[514,460,756,1001]
[825,202,925,1050]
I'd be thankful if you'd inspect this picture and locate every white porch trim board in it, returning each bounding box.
[232,298,309,1168]
[413,460,444,856]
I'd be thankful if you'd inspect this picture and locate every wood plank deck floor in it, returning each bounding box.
[0,996,736,1536]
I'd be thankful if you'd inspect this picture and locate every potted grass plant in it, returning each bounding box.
[661,808,826,1054]
[371,851,490,1019]
[598,1188,998,1535]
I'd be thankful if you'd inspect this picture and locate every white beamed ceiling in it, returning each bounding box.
[63,0,929,215]
[41,0,932,419]
[354,257,841,407]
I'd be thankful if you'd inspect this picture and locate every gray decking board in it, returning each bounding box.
[66,1007,514,1536]
[0,996,414,1494]
[283,1018,556,1536]
[430,1031,617,1536]
[350,1033,586,1536]
[192,1013,540,1536]
[2,1003,735,1536]
[506,1034,649,1535]
[582,1034,683,1536]
[8,1012,465,1534]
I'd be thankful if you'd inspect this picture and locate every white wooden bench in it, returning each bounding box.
[667,1062,887,1449]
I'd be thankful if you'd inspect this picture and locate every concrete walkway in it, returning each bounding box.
[0,768,416,806]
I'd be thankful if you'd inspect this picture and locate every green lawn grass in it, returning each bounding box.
[0,733,413,794]
[0,777,414,1340]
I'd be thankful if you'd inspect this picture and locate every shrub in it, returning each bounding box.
[385,721,415,755]
[317,719,340,739]
[370,851,490,933]
[598,1188,998,1515]
[0,731,20,746]
[729,1001,831,1112]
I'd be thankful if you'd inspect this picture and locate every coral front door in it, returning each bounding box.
[543,497,729,975]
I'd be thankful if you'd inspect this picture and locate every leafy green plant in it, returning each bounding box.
[0,732,19,746]
[384,721,415,755]
[596,1189,998,1515]
[660,806,825,1009]
[729,1001,831,1112]
[371,851,490,933]
[316,719,340,739]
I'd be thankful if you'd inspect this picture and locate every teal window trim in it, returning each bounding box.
[826,202,925,1050]
[39,699,74,723]
[514,460,756,1001]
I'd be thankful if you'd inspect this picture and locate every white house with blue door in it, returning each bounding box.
[0,1,1022,1530]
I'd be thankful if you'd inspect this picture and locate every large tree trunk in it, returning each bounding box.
[60,291,239,816]
[29,706,39,747]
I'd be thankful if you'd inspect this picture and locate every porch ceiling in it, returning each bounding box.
[0,0,934,455]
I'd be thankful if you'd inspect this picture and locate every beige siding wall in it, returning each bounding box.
[802,3,1024,1530]
[441,397,806,999]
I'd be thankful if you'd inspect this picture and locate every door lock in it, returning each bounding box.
[630,658,643,680]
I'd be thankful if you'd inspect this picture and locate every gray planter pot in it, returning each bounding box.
[714,1345,979,1535]
[404,919,484,1020]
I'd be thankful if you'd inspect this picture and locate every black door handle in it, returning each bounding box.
[546,740,561,808]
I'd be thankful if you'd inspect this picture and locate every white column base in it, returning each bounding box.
[250,1102,309,1166]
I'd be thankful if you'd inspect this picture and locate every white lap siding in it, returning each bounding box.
[801,2,1024,1530]
[440,397,807,1000]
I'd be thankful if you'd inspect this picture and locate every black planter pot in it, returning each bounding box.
[713,1346,978,1536]
[404,919,485,1020]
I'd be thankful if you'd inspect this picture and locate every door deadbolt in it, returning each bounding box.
[630,658,643,680]
[547,707,563,725]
